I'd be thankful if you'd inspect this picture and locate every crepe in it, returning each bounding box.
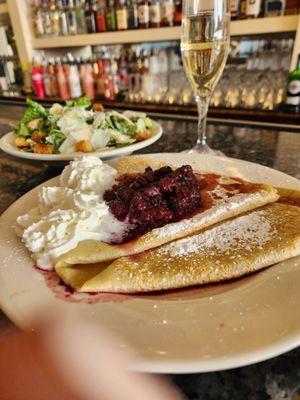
[55,203,300,293]
[56,157,278,268]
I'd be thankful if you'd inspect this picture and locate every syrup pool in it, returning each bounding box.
[37,267,133,304]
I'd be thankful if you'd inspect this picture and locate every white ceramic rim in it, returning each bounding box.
[0,153,300,374]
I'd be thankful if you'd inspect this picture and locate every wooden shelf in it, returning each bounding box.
[32,15,299,49]
[0,2,8,14]
[32,26,181,48]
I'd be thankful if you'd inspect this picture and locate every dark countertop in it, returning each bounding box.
[0,104,300,399]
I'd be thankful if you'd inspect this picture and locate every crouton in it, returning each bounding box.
[135,130,152,142]
[92,103,104,112]
[33,143,54,154]
[76,140,93,153]
[31,130,46,143]
[15,137,30,148]
[26,118,42,131]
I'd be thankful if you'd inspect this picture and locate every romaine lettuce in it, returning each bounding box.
[46,129,66,149]
[21,98,48,125]
[66,96,91,108]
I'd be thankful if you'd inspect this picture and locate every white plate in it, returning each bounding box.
[0,120,162,161]
[0,153,300,374]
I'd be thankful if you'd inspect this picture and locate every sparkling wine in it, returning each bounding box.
[181,13,229,96]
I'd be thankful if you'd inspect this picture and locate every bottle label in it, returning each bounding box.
[150,3,161,23]
[246,0,261,16]
[116,9,128,30]
[70,79,82,98]
[138,5,150,24]
[162,1,174,21]
[287,80,300,95]
[286,96,300,106]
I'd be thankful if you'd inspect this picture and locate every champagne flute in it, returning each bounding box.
[181,0,230,154]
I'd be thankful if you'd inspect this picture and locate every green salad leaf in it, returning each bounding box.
[111,115,137,137]
[21,98,48,125]
[46,129,66,149]
[66,96,91,108]
[107,138,133,148]
[16,123,31,138]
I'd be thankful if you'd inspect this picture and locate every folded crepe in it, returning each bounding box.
[56,157,278,268]
[55,203,300,293]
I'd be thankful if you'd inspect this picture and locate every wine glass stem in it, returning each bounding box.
[195,94,210,150]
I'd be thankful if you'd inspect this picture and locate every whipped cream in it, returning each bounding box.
[16,156,127,270]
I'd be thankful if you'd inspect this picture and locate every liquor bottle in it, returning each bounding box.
[110,57,120,97]
[32,64,45,98]
[118,54,129,97]
[103,59,116,100]
[173,0,182,25]
[116,0,128,30]
[285,55,300,113]
[96,0,107,31]
[138,0,150,28]
[32,2,45,37]
[49,0,60,36]
[22,62,33,95]
[149,0,161,27]
[42,0,53,36]
[264,0,284,16]
[161,0,174,26]
[230,0,240,19]
[245,0,262,18]
[56,61,70,100]
[62,56,71,78]
[85,0,97,32]
[239,0,247,18]
[42,62,52,97]
[284,0,299,15]
[106,0,117,30]
[128,0,138,28]
[48,60,58,97]
[68,63,82,98]
[83,63,95,100]
[67,0,78,34]
[57,0,69,35]
[96,57,105,97]
[75,0,87,34]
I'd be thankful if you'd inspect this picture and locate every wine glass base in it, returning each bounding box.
[182,144,225,157]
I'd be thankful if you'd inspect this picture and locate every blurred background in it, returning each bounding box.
[0,0,299,126]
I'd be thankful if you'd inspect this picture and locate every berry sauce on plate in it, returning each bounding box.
[104,165,202,242]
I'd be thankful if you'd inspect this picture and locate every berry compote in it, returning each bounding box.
[104,165,202,242]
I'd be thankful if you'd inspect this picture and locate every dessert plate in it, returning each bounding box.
[0,153,300,373]
[0,121,162,161]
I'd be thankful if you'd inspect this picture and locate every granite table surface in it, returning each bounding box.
[0,105,300,400]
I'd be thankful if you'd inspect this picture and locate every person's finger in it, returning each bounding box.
[0,314,184,400]
[32,314,183,400]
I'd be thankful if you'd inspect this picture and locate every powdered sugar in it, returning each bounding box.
[209,186,239,203]
[159,208,277,258]
[152,190,271,240]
